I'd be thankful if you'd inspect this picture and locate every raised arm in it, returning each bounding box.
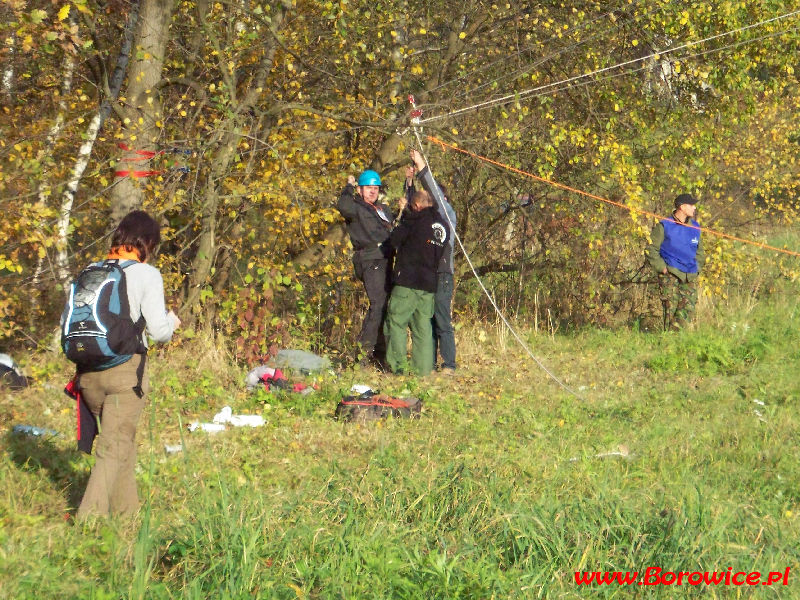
[336,175,360,220]
[410,149,456,230]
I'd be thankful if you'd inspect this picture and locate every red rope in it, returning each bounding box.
[428,136,800,258]
[114,170,163,178]
[341,395,411,409]
[117,142,164,161]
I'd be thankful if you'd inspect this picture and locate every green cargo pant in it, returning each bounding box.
[383,285,435,376]
[659,273,698,330]
[77,356,148,518]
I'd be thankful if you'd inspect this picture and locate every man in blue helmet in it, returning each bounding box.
[646,193,705,330]
[337,169,398,365]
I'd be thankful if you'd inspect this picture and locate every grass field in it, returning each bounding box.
[1,277,799,599]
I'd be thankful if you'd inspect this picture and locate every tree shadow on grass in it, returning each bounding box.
[5,430,89,514]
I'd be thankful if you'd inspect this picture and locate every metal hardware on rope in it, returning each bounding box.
[408,94,423,123]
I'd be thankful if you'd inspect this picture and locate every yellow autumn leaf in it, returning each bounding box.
[58,4,70,21]
[72,1,92,14]
[287,582,304,597]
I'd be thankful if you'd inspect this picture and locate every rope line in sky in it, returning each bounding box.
[427,136,800,258]
[418,9,800,124]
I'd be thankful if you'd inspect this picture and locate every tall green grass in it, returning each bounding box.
[1,248,799,598]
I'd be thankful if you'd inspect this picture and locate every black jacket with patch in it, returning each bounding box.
[388,206,449,293]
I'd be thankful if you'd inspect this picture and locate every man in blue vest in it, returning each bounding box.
[646,194,705,330]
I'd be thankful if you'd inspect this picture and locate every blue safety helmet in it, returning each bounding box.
[357,169,381,186]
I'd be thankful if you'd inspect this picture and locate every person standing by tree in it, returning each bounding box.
[646,194,705,330]
[337,170,398,365]
[69,210,180,518]
[383,189,449,375]
[405,149,457,374]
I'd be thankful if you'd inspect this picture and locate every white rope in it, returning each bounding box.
[515,24,800,105]
[408,125,583,399]
[432,7,626,100]
[419,9,800,124]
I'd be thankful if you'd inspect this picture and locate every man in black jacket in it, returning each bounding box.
[383,189,449,375]
[405,149,458,374]
[337,170,396,363]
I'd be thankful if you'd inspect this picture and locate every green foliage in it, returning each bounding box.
[1,32,800,600]
[2,0,799,353]
[646,328,770,375]
[3,271,800,596]
[156,367,228,413]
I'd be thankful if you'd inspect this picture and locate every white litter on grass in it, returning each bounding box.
[751,399,767,423]
[12,424,60,438]
[0,354,15,370]
[212,406,265,427]
[188,422,226,433]
[164,443,183,455]
[188,407,265,433]
[350,384,374,395]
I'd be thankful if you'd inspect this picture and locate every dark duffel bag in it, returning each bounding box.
[335,394,422,422]
[0,364,30,390]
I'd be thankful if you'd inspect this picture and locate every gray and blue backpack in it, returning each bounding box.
[61,259,146,371]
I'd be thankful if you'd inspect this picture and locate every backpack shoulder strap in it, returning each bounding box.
[113,260,146,336]
[99,259,138,273]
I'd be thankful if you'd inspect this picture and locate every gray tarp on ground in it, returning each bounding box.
[273,349,330,373]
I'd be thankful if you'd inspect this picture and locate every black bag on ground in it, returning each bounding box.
[0,367,29,390]
[0,354,30,390]
[335,394,422,422]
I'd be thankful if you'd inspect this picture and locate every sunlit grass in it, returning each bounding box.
[1,269,799,598]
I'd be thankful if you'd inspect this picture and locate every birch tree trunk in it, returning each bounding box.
[33,48,75,286]
[54,112,106,281]
[52,4,139,282]
[1,33,14,98]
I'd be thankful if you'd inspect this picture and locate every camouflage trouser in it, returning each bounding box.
[658,273,697,330]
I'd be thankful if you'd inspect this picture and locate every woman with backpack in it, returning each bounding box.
[66,210,180,518]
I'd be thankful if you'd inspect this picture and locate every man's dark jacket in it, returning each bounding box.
[337,184,394,261]
[389,206,449,293]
